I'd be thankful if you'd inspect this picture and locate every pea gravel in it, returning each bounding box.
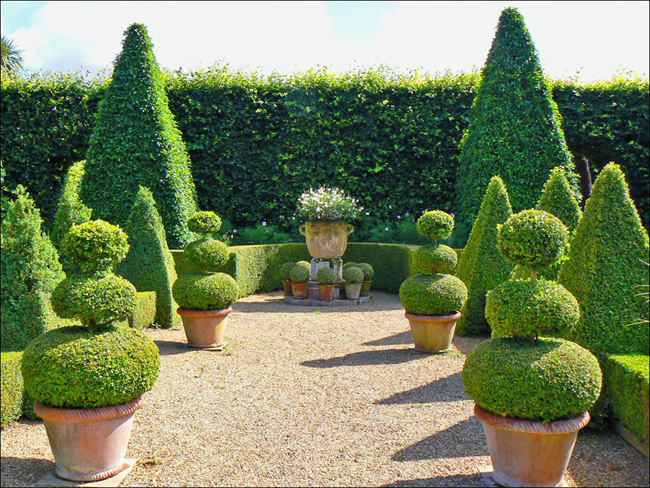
[1,291,648,487]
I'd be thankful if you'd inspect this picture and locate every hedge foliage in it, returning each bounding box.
[128,291,157,330]
[1,352,24,427]
[1,69,647,237]
[78,24,198,249]
[50,160,92,252]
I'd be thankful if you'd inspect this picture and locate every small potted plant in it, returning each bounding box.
[342,266,364,300]
[399,211,468,352]
[172,211,239,350]
[462,209,602,487]
[22,220,160,482]
[290,261,311,299]
[316,266,337,301]
[280,262,296,297]
[356,263,374,296]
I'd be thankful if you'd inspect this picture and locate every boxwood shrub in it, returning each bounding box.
[128,291,157,330]
[172,272,239,311]
[399,273,468,316]
[1,352,24,428]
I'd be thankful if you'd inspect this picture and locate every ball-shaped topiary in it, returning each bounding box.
[172,272,239,311]
[290,264,311,283]
[51,274,137,329]
[280,262,296,281]
[462,337,602,423]
[22,325,160,409]
[486,278,580,339]
[342,266,364,284]
[186,211,222,235]
[296,260,311,269]
[316,267,337,285]
[413,244,457,274]
[400,274,468,316]
[343,262,357,270]
[61,220,130,275]
[498,210,569,272]
[417,210,454,242]
[355,263,374,281]
[183,237,230,271]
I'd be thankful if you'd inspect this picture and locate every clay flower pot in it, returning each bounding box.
[318,284,335,301]
[474,404,590,487]
[282,280,293,297]
[177,306,233,349]
[344,282,363,300]
[291,282,309,299]
[404,311,461,353]
[360,280,372,296]
[34,396,143,482]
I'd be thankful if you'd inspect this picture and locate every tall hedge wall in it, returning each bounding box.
[1,69,647,236]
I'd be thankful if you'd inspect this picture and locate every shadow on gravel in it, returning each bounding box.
[381,473,484,487]
[362,330,412,346]
[0,457,55,486]
[392,417,488,461]
[154,340,194,356]
[375,372,468,405]
[300,347,427,368]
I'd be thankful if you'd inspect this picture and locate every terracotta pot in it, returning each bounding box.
[299,220,354,258]
[318,284,335,301]
[34,396,143,482]
[404,311,461,353]
[177,306,232,349]
[291,282,309,299]
[475,404,590,487]
[334,281,346,299]
[360,280,372,297]
[283,280,293,297]
[344,282,363,300]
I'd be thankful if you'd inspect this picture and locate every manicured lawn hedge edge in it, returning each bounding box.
[603,353,649,451]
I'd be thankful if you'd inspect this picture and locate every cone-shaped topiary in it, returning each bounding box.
[558,163,649,357]
[79,23,198,249]
[115,186,180,329]
[51,161,92,253]
[453,7,576,246]
[456,176,514,336]
[1,186,65,351]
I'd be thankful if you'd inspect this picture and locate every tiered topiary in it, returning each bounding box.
[400,211,468,352]
[51,161,92,253]
[79,23,198,249]
[172,211,239,349]
[455,176,513,336]
[1,186,65,352]
[453,7,576,246]
[21,219,160,482]
[462,209,602,487]
[116,186,180,329]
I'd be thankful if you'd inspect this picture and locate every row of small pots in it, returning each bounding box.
[283,279,372,301]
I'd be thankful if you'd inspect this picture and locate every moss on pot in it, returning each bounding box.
[172,272,239,311]
[462,337,602,423]
[22,325,160,409]
[399,273,468,316]
[413,243,457,274]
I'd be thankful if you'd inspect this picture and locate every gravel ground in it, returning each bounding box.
[1,291,648,487]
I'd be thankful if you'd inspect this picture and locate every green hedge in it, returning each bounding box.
[1,352,24,428]
[128,291,157,330]
[603,354,649,449]
[2,69,647,233]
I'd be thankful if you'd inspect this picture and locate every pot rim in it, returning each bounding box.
[474,403,590,434]
[405,311,462,321]
[34,395,143,423]
[177,306,233,317]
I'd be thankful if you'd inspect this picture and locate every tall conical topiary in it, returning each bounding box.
[116,186,180,329]
[79,23,198,249]
[453,7,576,246]
[511,167,582,281]
[558,162,649,358]
[1,186,65,351]
[455,176,514,336]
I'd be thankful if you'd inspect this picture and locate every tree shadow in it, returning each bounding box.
[300,348,428,368]
[0,457,55,486]
[154,339,193,356]
[375,372,468,405]
[381,473,484,487]
[362,330,413,346]
[392,417,488,461]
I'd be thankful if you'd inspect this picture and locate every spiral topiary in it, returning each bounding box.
[342,266,364,284]
[316,267,337,285]
[416,210,454,242]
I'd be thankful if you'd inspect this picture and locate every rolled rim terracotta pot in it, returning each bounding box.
[474,404,591,487]
[360,280,372,297]
[404,311,461,353]
[282,280,293,297]
[291,282,309,299]
[344,282,363,300]
[177,306,232,349]
[299,220,354,258]
[318,284,335,301]
[34,396,143,482]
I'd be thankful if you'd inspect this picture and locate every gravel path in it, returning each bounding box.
[1,291,648,487]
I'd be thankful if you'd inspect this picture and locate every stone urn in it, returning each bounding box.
[299,220,354,259]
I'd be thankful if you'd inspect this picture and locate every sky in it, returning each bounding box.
[1,1,648,82]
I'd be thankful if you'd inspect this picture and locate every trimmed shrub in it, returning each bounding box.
[290,264,311,283]
[456,176,514,336]
[115,186,180,329]
[343,243,412,294]
[355,263,374,281]
[343,262,357,270]
[172,272,239,310]
[1,186,65,351]
[50,160,92,252]
[186,210,222,234]
[454,7,576,246]
[399,273,468,316]
[22,325,160,409]
[280,262,297,281]
[79,23,198,249]
[462,337,602,423]
[558,163,649,357]
[128,291,157,330]
[183,237,230,272]
[342,266,364,284]
[1,352,24,427]
[416,210,454,242]
[412,243,457,274]
[61,220,129,276]
[316,267,337,285]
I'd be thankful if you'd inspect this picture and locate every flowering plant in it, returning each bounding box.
[295,186,362,221]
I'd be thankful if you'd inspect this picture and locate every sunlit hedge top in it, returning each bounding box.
[295,186,362,221]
